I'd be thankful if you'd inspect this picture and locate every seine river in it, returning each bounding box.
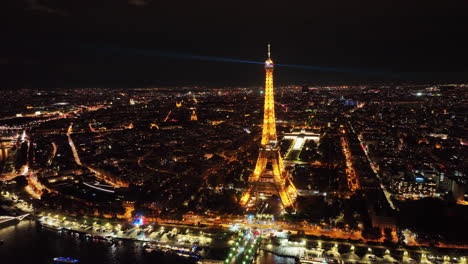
[0,220,295,264]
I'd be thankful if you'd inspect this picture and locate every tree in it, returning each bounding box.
[384,228,393,243]
[362,227,382,240]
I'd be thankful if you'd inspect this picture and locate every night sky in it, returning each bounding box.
[2,0,468,88]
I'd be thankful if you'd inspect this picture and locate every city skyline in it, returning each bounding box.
[1,79,467,263]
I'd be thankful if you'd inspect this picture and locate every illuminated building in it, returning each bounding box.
[0,142,8,162]
[241,45,297,209]
[392,178,437,199]
[190,108,198,121]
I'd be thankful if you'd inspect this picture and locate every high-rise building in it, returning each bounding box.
[240,45,297,209]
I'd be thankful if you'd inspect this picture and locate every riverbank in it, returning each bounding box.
[36,215,234,262]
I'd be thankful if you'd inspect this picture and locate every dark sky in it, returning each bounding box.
[2,0,468,88]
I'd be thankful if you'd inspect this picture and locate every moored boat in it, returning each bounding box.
[40,222,63,231]
[52,257,79,263]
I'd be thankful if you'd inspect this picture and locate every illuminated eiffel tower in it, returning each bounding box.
[240,45,297,209]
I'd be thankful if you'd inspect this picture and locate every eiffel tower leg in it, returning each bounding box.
[251,151,267,181]
[240,188,251,207]
[278,186,293,208]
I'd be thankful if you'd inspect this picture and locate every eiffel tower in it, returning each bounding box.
[240,45,297,209]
